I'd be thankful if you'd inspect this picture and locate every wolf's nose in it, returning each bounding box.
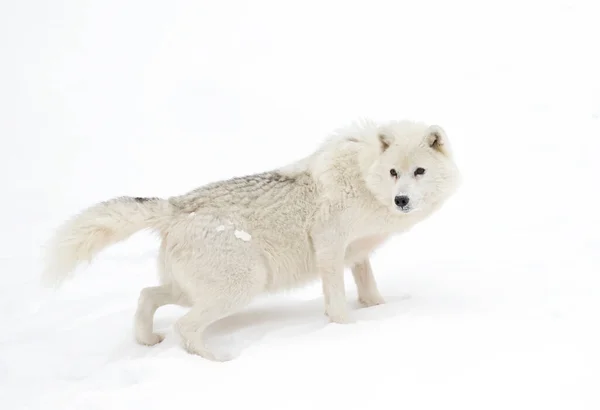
[394,195,410,208]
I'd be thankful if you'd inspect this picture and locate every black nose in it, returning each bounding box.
[394,195,410,208]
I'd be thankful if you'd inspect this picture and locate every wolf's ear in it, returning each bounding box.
[378,133,393,152]
[424,125,450,155]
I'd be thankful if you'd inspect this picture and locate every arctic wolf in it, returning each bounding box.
[43,119,461,361]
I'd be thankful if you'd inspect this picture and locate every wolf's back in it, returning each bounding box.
[42,196,174,287]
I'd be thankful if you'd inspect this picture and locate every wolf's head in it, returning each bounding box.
[359,120,460,214]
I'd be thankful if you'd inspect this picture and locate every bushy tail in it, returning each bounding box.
[42,196,174,288]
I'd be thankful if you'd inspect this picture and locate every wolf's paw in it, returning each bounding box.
[325,309,354,324]
[136,332,165,346]
[183,341,233,362]
[358,293,385,308]
[329,315,355,324]
[193,349,233,362]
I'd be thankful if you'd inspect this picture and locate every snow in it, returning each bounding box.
[234,229,252,242]
[1,0,599,409]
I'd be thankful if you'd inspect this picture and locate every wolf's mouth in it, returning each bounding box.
[396,206,419,214]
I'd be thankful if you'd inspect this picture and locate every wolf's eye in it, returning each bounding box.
[414,167,426,176]
[389,169,398,177]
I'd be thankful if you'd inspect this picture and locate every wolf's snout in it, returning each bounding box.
[394,195,410,208]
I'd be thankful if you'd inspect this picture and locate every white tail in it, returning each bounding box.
[42,196,174,287]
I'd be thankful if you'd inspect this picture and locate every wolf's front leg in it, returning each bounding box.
[351,259,385,307]
[318,252,351,324]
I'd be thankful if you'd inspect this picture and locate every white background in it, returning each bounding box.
[1,0,599,409]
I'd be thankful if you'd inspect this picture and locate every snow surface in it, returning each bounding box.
[234,229,252,242]
[1,0,599,409]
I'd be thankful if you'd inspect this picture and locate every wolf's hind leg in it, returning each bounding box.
[175,294,255,362]
[134,284,180,346]
[174,261,265,361]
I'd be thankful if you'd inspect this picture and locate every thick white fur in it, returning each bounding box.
[43,119,461,361]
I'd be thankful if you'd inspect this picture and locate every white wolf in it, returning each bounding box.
[43,119,461,361]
